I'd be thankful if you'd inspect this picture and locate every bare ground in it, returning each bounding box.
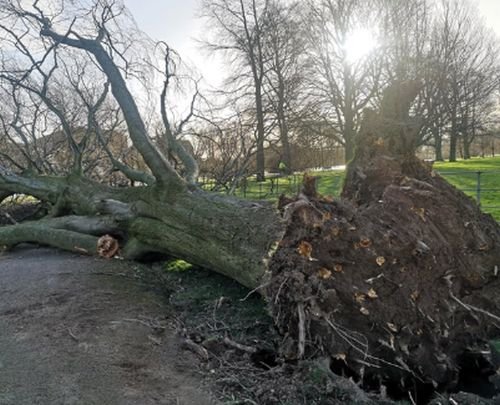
[0,245,215,405]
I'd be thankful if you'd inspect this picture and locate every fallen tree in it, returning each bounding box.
[1,2,500,401]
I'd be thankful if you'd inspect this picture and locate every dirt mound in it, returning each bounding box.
[268,159,500,402]
[267,82,500,403]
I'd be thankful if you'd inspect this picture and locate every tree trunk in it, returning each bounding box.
[277,102,292,173]
[343,67,356,163]
[463,127,474,160]
[449,113,458,162]
[463,137,471,159]
[0,175,284,289]
[344,135,355,163]
[433,128,444,161]
[255,88,266,182]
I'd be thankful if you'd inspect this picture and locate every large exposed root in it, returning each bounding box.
[267,82,500,399]
[268,162,500,396]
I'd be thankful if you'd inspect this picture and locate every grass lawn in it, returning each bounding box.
[233,170,345,202]
[434,157,500,220]
[233,156,500,220]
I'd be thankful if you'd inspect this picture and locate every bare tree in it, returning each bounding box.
[305,0,381,162]
[433,0,500,161]
[261,0,306,173]
[201,0,270,181]
[195,112,257,193]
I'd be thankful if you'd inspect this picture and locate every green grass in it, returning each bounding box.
[154,259,275,342]
[228,156,500,220]
[433,156,500,172]
[232,170,345,202]
[434,157,500,220]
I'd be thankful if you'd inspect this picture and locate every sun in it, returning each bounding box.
[343,28,378,64]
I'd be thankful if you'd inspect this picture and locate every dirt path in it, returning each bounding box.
[0,246,215,405]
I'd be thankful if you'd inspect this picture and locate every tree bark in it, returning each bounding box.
[449,112,458,162]
[255,87,266,182]
[0,174,284,289]
[433,128,444,161]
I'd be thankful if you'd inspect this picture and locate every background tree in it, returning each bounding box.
[201,0,269,181]
[304,0,380,162]
[433,0,500,161]
[261,0,306,173]
[194,111,257,193]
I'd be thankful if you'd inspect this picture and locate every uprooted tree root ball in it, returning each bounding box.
[269,164,500,399]
[266,84,500,402]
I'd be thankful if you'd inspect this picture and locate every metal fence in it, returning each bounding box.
[201,170,500,217]
[238,174,302,200]
[438,170,500,217]
[229,172,346,200]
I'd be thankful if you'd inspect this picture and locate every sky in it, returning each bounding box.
[122,0,500,87]
[477,0,500,35]
[122,0,220,86]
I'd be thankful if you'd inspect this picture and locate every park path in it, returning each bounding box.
[0,246,215,405]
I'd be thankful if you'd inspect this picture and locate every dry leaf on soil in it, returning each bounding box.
[360,238,372,248]
[411,207,426,222]
[317,268,332,279]
[297,241,313,259]
[355,292,366,303]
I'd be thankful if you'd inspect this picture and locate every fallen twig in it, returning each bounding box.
[274,277,289,305]
[182,338,209,361]
[222,337,258,354]
[297,303,306,358]
[239,282,270,302]
[67,328,79,341]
